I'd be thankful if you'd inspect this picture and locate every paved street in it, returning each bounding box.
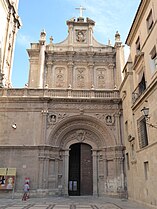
[0,196,151,209]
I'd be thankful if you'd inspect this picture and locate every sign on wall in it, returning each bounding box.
[0,168,16,190]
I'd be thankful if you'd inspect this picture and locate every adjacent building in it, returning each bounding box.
[120,0,157,207]
[0,0,21,88]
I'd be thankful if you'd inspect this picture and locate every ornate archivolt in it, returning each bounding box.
[47,115,116,149]
[61,129,100,149]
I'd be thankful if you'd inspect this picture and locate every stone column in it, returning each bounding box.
[114,31,125,88]
[108,64,115,89]
[115,112,122,145]
[63,149,69,196]
[89,26,93,47]
[38,157,45,189]
[46,61,53,88]
[68,25,73,50]
[38,30,46,88]
[67,62,74,88]
[98,152,105,196]
[88,63,94,89]
[43,151,49,189]
[92,150,98,196]
[115,156,125,196]
[38,150,50,191]
[41,108,48,144]
[104,159,107,193]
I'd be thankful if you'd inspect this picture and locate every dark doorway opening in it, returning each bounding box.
[68,143,93,196]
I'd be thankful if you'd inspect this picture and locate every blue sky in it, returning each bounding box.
[12,0,141,87]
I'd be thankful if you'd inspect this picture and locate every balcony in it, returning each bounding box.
[0,88,120,100]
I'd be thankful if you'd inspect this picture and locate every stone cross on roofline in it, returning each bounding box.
[75,5,86,17]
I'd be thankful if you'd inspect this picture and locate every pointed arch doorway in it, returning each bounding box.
[68,143,93,196]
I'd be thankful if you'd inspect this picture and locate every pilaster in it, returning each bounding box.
[46,62,53,88]
[108,64,115,89]
[63,149,70,196]
[41,107,48,144]
[88,63,94,88]
[115,112,122,145]
[38,30,46,88]
[92,150,98,196]
[67,62,74,88]
[114,31,125,89]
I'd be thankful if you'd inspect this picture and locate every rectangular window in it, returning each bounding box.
[136,37,141,54]
[149,46,157,72]
[137,117,148,149]
[144,161,149,180]
[147,10,154,32]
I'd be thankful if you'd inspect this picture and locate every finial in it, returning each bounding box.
[108,39,111,46]
[39,29,46,45]
[50,36,53,44]
[41,29,46,36]
[75,5,86,18]
[115,31,121,42]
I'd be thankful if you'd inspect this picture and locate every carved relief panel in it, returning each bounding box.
[95,68,106,89]
[54,67,67,88]
[75,30,87,43]
[74,67,88,88]
[47,112,68,127]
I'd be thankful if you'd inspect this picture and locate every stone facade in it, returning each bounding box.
[0,0,21,88]
[0,16,126,197]
[120,0,157,208]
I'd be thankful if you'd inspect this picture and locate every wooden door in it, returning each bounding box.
[80,143,93,195]
[68,143,93,196]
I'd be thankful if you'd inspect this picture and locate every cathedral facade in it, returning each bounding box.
[0,15,126,197]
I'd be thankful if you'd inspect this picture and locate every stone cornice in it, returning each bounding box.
[126,0,150,46]
[6,0,21,28]
[119,71,133,92]
[0,96,121,105]
[46,50,115,56]
[132,72,157,111]
[0,145,60,151]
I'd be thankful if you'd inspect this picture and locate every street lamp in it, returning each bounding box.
[141,107,157,129]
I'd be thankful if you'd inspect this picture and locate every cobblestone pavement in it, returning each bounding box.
[0,196,151,209]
